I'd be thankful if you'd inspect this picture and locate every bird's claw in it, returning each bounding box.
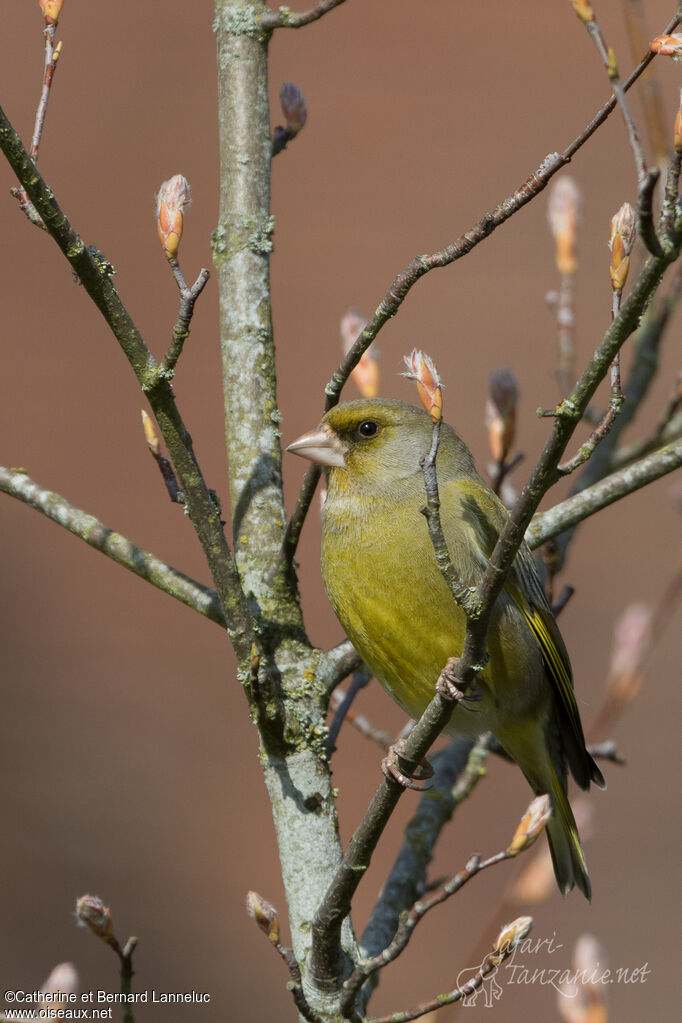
[381,739,434,791]
[436,659,482,708]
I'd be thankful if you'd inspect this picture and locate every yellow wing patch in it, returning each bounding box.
[514,598,583,739]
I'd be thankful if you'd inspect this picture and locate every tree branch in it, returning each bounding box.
[0,467,226,626]
[259,0,347,30]
[282,9,681,566]
[0,102,253,658]
[526,439,682,549]
[353,738,481,1012]
[310,216,681,988]
[161,262,211,375]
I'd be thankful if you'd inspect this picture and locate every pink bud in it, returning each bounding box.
[75,895,115,943]
[156,175,192,260]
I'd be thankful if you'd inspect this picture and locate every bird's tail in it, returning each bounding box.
[545,763,591,899]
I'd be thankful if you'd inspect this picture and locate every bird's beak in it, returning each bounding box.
[286,425,346,469]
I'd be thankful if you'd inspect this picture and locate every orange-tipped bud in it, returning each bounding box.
[402,349,443,423]
[606,602,652,705]
[649,33,682,58]
[548,176,581,275]
[571,0,594,24]
[279,82,307,136]
[486,367,518,462]
[494,916,533,956]
[609,203,636,293]
[507,794,552,856]
[39,0,64,25]
[675,90,682,153]
[156,175,191,260]
[246,891,280,945]
[75,895,115,943]
[341,310,379,397]
[141,410,161,456]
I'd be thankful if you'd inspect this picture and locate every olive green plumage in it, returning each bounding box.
[295,398,604,897]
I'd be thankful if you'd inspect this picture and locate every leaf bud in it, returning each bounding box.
[649,34,682,59]
[402,349,443,424]
[141,410,161,457]
[548,176,581,275]
[609,202,636,293]
[75,895,115,944]
[507,794,552,856]
[486,367,518,462]
[246,890,280,945]
[279,82,307,136]
[494,915,533,955]
[571,1,595,24]
[156,175,192,260]
[39,1,64,26]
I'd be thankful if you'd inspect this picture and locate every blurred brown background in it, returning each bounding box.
[1,2,680,1021]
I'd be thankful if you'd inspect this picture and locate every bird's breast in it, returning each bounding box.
[321,494,473,720]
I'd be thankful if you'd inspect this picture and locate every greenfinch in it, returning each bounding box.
[288,398,605,898]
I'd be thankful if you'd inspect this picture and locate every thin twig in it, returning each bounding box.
[489,452,523,499]
[0,466,226,626]
[551,584,575,618]
[161,261,210,375]
[343,850,511,1019]
[327,687,393,753]
[554,263,682,561]
[115,937,138,1023]
[651,370,682,442]
[622,0,669,168]
[10,22,62,228]
[326,667,374,755]
[147,446,185,504]
[579,9,648,185]
[638,169,665,257]
[259,0,347,30]
[282,10,681,566]
[559,283,626,476]
[31,26,61,163]
[356,739,485,1015]
[557,394,625,475]
[420,419,479,617]
[364,921,532,1023]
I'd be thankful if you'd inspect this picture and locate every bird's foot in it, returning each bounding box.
[436,658,482,708]
[381,739,434,791]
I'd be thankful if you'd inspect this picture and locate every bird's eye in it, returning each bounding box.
[357,420,380,439]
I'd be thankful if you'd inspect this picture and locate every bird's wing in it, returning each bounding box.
[450,480,603,790]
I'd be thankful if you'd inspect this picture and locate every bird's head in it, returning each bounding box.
[287,398,475,495]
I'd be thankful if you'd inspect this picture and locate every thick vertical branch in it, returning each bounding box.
[212,4,356,1006]
[213,2,288,611]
